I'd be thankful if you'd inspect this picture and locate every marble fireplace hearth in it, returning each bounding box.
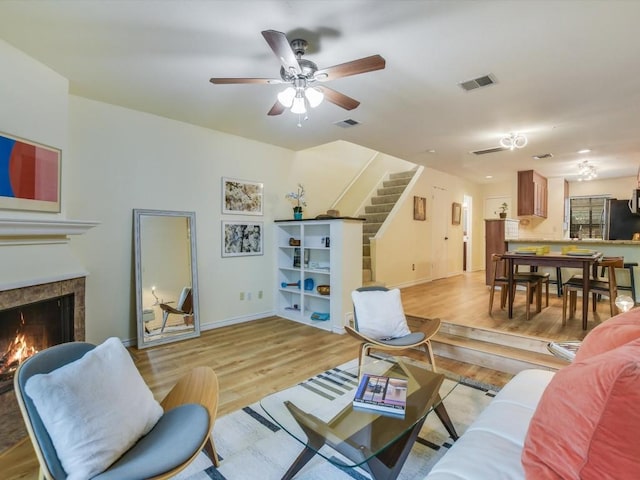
[0,276,86,453]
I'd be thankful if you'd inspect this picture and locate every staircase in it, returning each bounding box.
[432,322,568,375]
[361,170,415,284]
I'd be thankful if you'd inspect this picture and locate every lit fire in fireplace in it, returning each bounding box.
[0,313,39,388]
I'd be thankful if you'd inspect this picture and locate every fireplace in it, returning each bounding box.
[0,277,85,452]
[0,294,75,394]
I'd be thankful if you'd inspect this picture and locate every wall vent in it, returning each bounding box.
[533,153,553,159]
[334,118,360,128]
[459,74,497,92]
[471,146,507,155]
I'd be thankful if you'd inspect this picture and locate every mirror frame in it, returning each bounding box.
[134,209,200,349]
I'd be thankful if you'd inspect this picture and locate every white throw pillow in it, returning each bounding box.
[25,337,163,480]
[351,288,412,339]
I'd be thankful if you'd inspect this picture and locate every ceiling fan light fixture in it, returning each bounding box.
[304,87,324,108]
[277,87,296,107]
[291,94,307,114]
[499,132,528,150]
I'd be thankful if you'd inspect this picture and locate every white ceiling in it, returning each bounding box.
[1,0,639,185]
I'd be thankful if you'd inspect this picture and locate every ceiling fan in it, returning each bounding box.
[210,30,386,117]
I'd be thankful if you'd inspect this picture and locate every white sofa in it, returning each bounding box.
[425,368,555,479]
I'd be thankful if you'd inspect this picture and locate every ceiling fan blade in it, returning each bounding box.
[261,30,302,75]
[267,101,285,116]
[210,77,281,85]
[315,54,386,81]
[316,85,360,110]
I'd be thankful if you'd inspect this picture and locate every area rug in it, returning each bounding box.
[172,359,499,480]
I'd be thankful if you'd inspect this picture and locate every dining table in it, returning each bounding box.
[502,250,603,330]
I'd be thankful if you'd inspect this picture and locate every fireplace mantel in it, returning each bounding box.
[0,218,99,245]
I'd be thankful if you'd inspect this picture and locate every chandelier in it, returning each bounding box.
[578,160,597,181]
[277,78,324,115]
[499,132,528,150]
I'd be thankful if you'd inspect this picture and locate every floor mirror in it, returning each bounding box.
[134,209,200,348]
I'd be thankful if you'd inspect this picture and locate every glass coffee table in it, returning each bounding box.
[260,356,459,480]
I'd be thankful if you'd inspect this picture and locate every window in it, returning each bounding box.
[569,196,608,239]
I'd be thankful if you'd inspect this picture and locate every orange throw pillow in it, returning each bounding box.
[575,308,640,362]
[522,338,640,480]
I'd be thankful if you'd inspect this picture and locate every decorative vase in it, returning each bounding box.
[293,207,303,220]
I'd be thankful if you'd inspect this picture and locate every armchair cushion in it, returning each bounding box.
[351,288,412,340]
[574,308,640,362]
[24,337,163,480]
[522,337,640,479]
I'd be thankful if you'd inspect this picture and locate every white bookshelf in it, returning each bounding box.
[274,218,363,333]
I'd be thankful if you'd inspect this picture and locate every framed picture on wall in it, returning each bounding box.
[452,202,462,225]
[413,196,426,221]
[222,221,263,257]
[222,177,263,215]
[0,131,61,213]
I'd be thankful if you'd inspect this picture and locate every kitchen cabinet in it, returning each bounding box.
[518,170,548,218]
[485,218,519,285]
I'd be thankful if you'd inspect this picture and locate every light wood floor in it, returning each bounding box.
[2,271,608,479]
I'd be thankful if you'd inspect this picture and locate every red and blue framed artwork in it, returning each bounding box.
[0,132,61,212]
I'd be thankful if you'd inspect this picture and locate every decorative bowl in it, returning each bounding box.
[317,285,330,295]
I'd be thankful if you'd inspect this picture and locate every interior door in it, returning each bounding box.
[431,186,450,280]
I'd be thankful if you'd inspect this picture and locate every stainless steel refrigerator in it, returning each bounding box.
[603,198,640,240]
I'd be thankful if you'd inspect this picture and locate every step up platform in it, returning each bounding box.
[429,321,568,375]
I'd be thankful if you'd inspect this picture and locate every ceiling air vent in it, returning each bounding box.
[533,153,553,160]
[334,118,360,128]
[459,74,497,92]
[471,146,507,155]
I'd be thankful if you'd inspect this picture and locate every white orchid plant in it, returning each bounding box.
[285,184,307,210]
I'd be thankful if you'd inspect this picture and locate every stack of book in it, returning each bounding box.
[352,374,407,417]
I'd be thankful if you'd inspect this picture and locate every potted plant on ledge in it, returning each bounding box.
[286,184,307,220]
[499,202,508,219]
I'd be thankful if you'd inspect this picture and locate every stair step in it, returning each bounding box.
[363,256,371,269]
[365,204,394,214]
[362,268,372,284]
[361,212,389,223]
[431,322,568,375]
[363,222,382,234]
[389,170,416,181]
[378,185,407,196]
[382,178,411,188]
[363,245,370,256]
[371,194,401,205]
[362,234,372,245]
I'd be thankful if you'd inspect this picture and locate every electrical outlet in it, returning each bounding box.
[258,290,263,299]
[239,292,244,301]
[247,292,252,301]
[412,263,415,271]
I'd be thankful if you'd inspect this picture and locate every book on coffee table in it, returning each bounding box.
[547,341,582,362]
[353,374,407,416]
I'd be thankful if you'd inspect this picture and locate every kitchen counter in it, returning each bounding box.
[510,238,640,245]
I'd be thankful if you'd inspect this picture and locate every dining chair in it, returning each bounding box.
[562,256,624,326]
[515,265,550,307]
[488,254,542,321]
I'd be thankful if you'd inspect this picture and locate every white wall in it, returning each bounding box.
[0,39,68,218]
[67,97,295,342]
[374,167,485,286]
